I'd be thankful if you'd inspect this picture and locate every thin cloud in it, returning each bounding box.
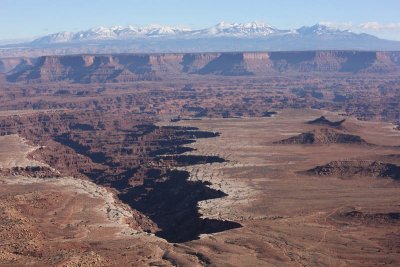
[359,22,400,31]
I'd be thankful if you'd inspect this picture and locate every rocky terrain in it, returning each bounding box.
[1,50,400,266]
[1,52,400,126]
[305,160,400,180]
[168,110,400,266]
[1,107,400,265]
[1,51,400,83]
[0,165,60,178]
[0,109,241,243]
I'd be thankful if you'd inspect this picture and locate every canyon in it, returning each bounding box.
[0,51,400,266]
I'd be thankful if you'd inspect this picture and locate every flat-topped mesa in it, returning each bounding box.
[3,51,400,83]
[274,128,367,145]
[307,116,346,128]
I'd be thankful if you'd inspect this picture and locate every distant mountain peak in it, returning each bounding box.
[297,24,352,35]
[32,31,75,44]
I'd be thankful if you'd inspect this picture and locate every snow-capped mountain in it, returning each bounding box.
[32,24,192,44]
[33,22,287,44]
[32,22,382,45]
[191,21,282,37]
[33,32,76,44]
[296,24,352,35]
[3,22,400,56]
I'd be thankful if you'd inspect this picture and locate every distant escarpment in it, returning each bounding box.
[304,160,400,180]
[2,51,400,83]
[275,128,367,145]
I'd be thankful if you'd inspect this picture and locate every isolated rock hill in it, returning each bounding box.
[275,128,367,145]
[307,116,346,128]
[305,160,400,180]
[339,210,400,224]
[2,51,400,83]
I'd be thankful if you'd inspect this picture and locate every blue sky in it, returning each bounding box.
[1,0,400,41]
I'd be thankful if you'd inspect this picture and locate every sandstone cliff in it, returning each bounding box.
[3,51,400,83]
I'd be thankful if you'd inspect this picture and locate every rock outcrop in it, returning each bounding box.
[305,160,400,180]
[275,128,366,145]
[0,166,60,178]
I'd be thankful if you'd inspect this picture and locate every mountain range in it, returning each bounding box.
[32,22,284,43]
[1,22,400,57]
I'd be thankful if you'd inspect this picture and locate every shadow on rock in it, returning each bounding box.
[119,169,241,243]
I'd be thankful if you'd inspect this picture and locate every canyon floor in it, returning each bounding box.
[1,109,399,266]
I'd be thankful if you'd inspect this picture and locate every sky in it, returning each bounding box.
[1,0,400,42]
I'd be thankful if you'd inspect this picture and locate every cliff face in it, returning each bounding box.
[0,58,36,74]
[3,51,400,83]
[6,55,160,83]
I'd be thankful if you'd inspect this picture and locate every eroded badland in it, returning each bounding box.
[0,52,400,266]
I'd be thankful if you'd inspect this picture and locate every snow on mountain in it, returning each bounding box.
[296,24,352,35]
[27,21,396,52]
[32,22,288,44]
[141,24,191,36]
[33,32,76,44]
[32,25,192,44]
[191,21,281,37]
